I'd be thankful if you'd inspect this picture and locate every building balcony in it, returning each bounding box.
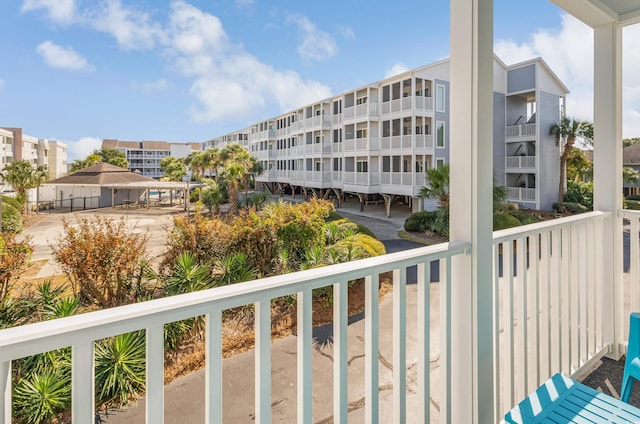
[381,171,414,186]
[343,137,379,152]
[506,123,536,140]
[506,186,536,202]
[506,155,536,170]
[1,211,631,423]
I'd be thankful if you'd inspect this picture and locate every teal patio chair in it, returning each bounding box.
[622,312,640,403]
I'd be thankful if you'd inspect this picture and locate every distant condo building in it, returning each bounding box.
[0,127,68,191]
[101,139,202,178]
[204,56,568,211]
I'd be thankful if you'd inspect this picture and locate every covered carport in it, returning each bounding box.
[103,180,203,210]
[48,163,202,210]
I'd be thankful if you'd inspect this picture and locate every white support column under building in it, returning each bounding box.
[593,21,624,359]
[449,0,495,422]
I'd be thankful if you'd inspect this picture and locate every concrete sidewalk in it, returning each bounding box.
[103,283,442,423]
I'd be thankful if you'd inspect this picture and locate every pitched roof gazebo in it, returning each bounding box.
[49,163,199,209]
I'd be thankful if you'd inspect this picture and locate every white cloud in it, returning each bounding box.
[166,2,331,122]
[286,14,337,62]
[21,0,76,25]
[495,14,640,138]
[36,40,94,71]
[133,78,169,93]
[86,0,165,51]
[385,63,409,78]
[66,137,102,161]
[337,25,355,40]
[26,1,333,125]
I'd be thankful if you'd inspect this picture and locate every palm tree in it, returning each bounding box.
[1,160,37,211]
[550,117,593,202]
[419,165,450,208]
[160,157,186,182]
[221,143,252,213]
[32,166,49,214]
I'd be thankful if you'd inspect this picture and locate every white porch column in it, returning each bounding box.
[449,0,495,422]
[593,22,624,359]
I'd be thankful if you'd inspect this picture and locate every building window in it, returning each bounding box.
[356,96,368,105]
[436,121,445,148]
[356,161,368,173]
[356,128,367,139]
[436,84,446,112]
[436,158,445,169]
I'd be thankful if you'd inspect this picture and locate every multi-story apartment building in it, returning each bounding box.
[0,127,68,190]
[203,55,568,212]
[102,140,202,179]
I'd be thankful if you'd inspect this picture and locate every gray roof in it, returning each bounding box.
[50,163,155,185]
[624,144,640,165]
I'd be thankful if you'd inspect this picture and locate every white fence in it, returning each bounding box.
[492,211,612,416]
[0,242,470,424]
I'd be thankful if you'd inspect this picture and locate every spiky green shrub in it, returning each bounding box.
[95,331,146,409]
[13,370,71,424]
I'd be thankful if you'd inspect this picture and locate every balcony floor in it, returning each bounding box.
[581,356,640,408]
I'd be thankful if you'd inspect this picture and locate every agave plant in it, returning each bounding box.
[94,331,146,409]
[13,370,71,424]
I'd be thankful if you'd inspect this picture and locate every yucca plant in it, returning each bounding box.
[94,331,146,409]
[13,370,70,424]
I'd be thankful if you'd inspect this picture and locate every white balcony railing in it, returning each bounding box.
[492,211,612,416]
[506,187,536,202]
[0,241,470,423]
[506,123,536,139]
[0,210,631,422]
[506,155,536,169]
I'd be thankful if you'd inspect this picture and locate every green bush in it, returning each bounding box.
[1,202,23,233]
[564,181,593,209]
[626,199,640,210]
[553,202,589,214]
[505,209,543,225]
[626,194,640,201]
[493,212,523,230]
[404,211,430,232]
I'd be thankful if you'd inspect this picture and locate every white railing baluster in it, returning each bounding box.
[417,262,431,424]
[515,236,527,399]
[503,241,514,411]
[538,231,551,382]
[549,229,561,374]
[146,325,164,424]
[440,258,451,424]
[529,234,540,390]
[492,246,501,419]
[365,274,379,424]
[333,281,348,424]
[206,310,223,424]
[72,341,94,423]
[560,226,571,375]
[1,361,10,424]
[393,268,406,423]
[579,224,588,367]
[297,288,312,424]
[570,226,580,372]
[587,221,596,356]
[255,300,271,424]
[594,218,603,350]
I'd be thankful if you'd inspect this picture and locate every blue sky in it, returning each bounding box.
[0,1,638,161]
